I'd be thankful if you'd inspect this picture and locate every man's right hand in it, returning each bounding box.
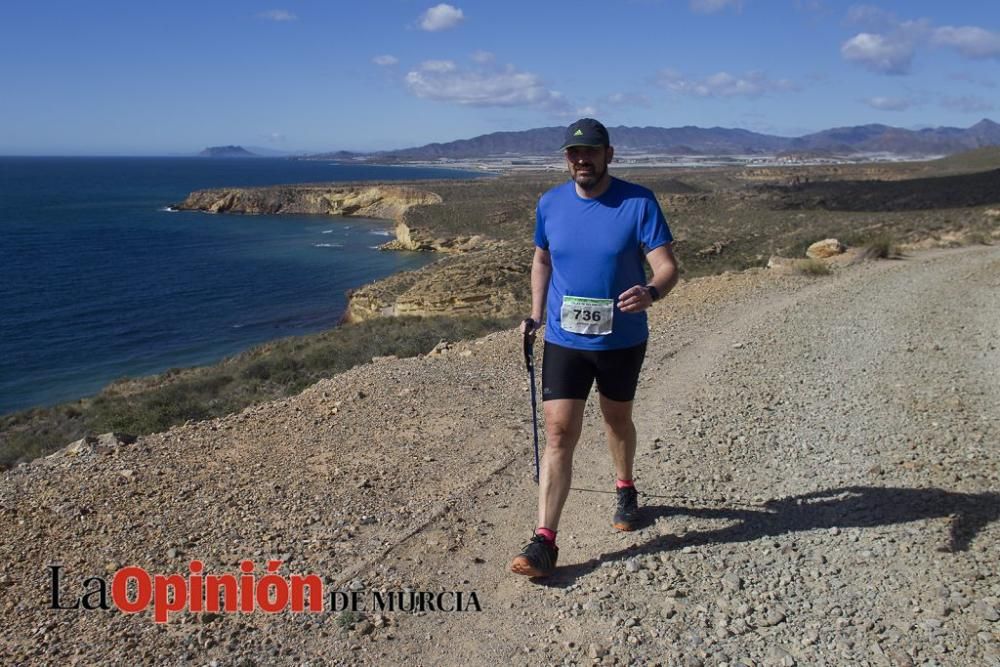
[520,318,540,337]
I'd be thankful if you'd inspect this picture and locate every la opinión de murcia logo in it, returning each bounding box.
[48,560,481,623]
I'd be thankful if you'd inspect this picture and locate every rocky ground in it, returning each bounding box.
[1,245,998,666]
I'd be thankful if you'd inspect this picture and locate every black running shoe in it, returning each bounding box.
[613,486,641,531]
[510,534,558,577]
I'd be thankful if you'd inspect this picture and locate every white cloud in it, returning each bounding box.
[256,9,297,22]
[601,92,652,108]
[373,55,399,66]
[932,26,1000,60]
[690,0,742,14]
[841,32,915,74]
[419,4,465,32]
[419,60,457,72]
[864,96,913,111]
[941,95,996,113]
[842,11,1000,75]
[404,61,569,112]
[471,50,495,64]
[656,69,797,97]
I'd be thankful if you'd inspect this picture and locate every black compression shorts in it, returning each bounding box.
[541,341,648,402]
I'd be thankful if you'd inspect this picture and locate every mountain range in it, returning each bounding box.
[309,119,1000,161]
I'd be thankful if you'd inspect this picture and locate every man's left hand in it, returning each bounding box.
[617,285,653,313]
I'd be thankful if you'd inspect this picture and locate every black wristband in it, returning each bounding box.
[646,284,660,302]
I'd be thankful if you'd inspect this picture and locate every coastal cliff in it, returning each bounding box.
[174,184,498,254]
[381,221,500,253]
[175,183,525,322]
[175,184,442,221]
[344,240,532,322]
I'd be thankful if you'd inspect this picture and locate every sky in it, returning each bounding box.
[1,0,998,155]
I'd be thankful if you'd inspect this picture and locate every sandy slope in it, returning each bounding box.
[2,245,998,666]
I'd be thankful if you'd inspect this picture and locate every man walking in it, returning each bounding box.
[510,118,678,578]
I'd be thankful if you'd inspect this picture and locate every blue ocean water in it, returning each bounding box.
[0,157,480,415]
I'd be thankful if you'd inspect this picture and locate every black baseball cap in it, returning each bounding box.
[560,118,610,150]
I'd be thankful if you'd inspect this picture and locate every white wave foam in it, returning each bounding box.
[369,230,393,237]
[160,206,177,212]
[313,243,344,248]
[321,229,335,234]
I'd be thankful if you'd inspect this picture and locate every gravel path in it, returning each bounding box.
[2,245,997,666]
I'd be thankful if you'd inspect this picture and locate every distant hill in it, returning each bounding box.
[788,119,1000,155]
[307,118,1000,161]
[306,150,368,161]
[198,145,257,158]
[242,146,298,158]
[923,146,1000,175]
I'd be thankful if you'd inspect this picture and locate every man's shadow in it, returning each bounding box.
[544,486,1000,585]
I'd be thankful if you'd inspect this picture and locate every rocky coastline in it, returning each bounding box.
[172,162,1000,330]
[174,184,442,221]
[175,182,533,324]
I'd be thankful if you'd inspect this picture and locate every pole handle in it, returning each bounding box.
[522,319,536,369]
[522,318,540,484]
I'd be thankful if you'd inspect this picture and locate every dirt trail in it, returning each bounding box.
[2,245,998,666]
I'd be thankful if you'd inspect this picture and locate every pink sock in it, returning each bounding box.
[616,479,635,489]
[535,527,557,544]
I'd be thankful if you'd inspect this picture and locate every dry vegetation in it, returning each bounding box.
[791,258,832,276]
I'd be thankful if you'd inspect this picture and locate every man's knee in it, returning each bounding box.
[600,404,635,440]
[602,414,634,437]
[544,400,584,447]
[545,419,581,446]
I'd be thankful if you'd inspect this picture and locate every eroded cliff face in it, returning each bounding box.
[344,240,532,323]
[382,221,500,253]
[175,185,442,220]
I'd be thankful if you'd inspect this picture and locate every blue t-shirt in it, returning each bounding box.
[534,177,673,351]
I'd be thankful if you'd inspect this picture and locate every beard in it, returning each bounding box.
[571,160,608,191]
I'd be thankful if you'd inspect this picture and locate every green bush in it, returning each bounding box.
[336,610,361,628]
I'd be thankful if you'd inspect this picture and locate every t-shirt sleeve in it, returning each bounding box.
[638,195,673,251]
[533,200,548,249]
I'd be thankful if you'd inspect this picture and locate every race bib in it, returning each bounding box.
[560,296,613,335]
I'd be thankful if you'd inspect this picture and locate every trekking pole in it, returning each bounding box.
[522,319,540,484]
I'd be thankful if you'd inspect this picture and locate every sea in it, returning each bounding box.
[0,157,482,416]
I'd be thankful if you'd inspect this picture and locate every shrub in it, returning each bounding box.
[964,231,992,246]
[792,259,831,276]
[336,610,361,628]
[860,233,897,260]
